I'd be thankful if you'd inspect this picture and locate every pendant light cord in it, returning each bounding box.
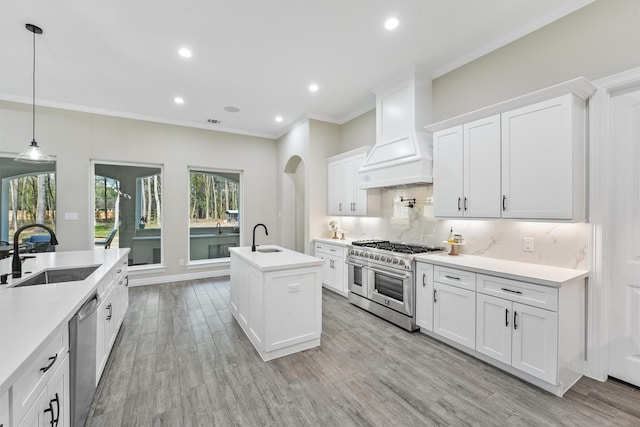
[32,27,36,143]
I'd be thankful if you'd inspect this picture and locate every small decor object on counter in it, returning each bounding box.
[340,231,347,240]
[443,234,465,256]
[329,220,339,239]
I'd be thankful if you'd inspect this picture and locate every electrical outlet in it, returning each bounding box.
[523,237,534,252]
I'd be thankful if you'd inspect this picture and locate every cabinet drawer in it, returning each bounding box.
[0,388,8,427]
[477,274,558,311]
[433,265,476,291]
[314,242,324,254]
[324,244,344,258]
[12,326,68,426]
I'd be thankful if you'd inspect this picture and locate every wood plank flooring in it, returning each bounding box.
[86,277,640,426]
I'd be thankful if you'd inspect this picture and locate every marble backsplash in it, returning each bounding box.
[331,185,589,270]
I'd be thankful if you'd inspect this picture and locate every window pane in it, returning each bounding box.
[189,170,240,261]
[0,156,56,256]
[94,162,162,267]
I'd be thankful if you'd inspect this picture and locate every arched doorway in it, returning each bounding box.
[283,156,306,252]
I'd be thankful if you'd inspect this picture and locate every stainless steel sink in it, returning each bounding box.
[12,265,100,287]
[257,248,281,253]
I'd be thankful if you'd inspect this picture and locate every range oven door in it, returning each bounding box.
[346,259,368,298]
[368,265,413,316]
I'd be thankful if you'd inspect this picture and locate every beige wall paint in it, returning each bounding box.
[433,0,640,122]
[339,109,375,153]
[0,100,278,281]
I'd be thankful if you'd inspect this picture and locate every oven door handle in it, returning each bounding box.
[345,261,368,268]
[371,268,411,281]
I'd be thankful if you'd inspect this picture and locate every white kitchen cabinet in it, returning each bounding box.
[230,248,322,361]
[433,282,476,350]
[327,148,379,216]
[433,115,501,218]
[96,255,128,382]
[18,353,69,427]
[426,78,595,222]
[501,94,585,220]
[314,241,347,297]
[415,262,434,331]
[477,292,558,384]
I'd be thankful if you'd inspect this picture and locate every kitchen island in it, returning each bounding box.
[230,246,323,361]
[0,249,129,426]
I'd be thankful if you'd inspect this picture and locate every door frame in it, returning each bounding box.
[587,66,640,381]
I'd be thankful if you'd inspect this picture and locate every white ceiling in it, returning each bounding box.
[0,0,594,138]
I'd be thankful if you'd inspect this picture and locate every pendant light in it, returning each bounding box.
[15,23,54,164]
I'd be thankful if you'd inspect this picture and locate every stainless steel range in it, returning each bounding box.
[346,240,445,331]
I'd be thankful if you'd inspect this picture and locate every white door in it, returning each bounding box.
[415,263,434,331]
[511,302,558,384]
[433,282,476,349]
[433,125,464,217]
[464,115,502,218]
[608,87,640,387]
[342,157,355,214]
[353,153,368,215]
[476,293,512,365]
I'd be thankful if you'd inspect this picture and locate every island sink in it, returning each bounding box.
[256,248,281,253]
[11,265,100,287]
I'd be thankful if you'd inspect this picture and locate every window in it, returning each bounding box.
[0,155,56,252]
[93,162,162,267]
[189,169,240,261]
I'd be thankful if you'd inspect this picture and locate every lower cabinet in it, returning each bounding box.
[476,293,558,384]
[415,262,434,331]
[18,354,69,427]
[96,255,129,382]
[314,241,347,297]
[433,282,476,350]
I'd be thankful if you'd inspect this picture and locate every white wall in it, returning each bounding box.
[0,100,278,282]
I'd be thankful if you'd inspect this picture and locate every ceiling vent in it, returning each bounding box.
[207,118,222,124]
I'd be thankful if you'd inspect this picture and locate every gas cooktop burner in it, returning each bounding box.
[352,240,445,254]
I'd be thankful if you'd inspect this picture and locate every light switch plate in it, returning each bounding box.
[523,237,534,252]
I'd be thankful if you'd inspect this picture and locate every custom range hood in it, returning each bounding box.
[358,67,433,189]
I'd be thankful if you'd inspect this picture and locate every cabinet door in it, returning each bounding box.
[328,160,344,215]
[464,115,501,218]
[511,302,558,384]
[415,263,434,331]
[97,287,115,380]
[17,385,49,427]
[501,95,573,219]
[237,258,250,330]
[433,282,476,349]
[332,252,347,294]
[342,156,356,214]
[352,153,368,215]
[47,354,69,427]
[433,125,464,217]
[0,389,8,427]
[476,294,512,365]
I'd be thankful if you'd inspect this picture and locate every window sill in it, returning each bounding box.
[129,264,167,275]
[187,258,230,270]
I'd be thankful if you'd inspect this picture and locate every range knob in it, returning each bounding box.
[392,258,399,265]
[399,259,405,267]
[373,254,380,261]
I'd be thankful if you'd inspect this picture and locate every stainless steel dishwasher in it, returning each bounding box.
[69,292,100,427]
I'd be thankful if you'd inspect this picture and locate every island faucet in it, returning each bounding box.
[216,222,222,235]
[251,223,268,252]
[12,223,59,278]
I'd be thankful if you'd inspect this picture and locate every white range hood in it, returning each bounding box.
[358,68,433,189]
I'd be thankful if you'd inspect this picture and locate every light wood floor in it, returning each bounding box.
[86,278,640,426]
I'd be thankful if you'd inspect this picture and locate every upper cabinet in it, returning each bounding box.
[427,77,596,222]
[434,115,501,218]
[328,147,380,217]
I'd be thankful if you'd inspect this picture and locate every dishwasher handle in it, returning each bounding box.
[77,293,100,321]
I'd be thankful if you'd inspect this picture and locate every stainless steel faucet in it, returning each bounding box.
[251,223,268,252]
[12,223,59,278]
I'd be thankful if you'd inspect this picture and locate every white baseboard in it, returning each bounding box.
[128,268,230,287]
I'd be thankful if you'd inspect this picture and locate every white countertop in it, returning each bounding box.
[314,237,353,247]
[0,249,129,395]
[415,253,588,288]
[230,246,323,272]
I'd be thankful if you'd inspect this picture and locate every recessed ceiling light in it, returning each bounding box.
[385,17,399,30]
[309,83,319,92]
[178,47,192,58]
[275,116,283,122]
[224,106,240,113]
[174,97,184,104]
